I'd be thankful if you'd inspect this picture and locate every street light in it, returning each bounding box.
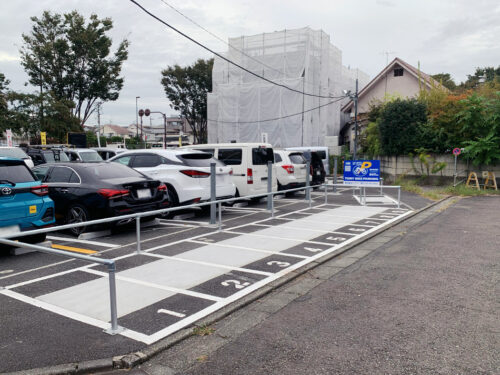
[135,96,140,139]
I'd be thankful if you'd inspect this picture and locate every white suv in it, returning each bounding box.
[108,149,236,206]
[274,150,307,191]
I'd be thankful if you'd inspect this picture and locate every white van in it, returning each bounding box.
[184,143,277,199]
[285,146,329,174]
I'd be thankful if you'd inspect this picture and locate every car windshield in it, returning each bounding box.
[177,153,225,167]
[0,148,29,159]
[85,163,144,179]
[0,164,35,183]
[79,151,103,162]
[43,150,70,162]
[252,147,274,165]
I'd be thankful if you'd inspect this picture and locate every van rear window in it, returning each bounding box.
[252,148,274,165]
[218,149,242,165]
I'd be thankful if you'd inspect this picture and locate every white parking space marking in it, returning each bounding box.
[187,240,308,259]
[158,309,186,318]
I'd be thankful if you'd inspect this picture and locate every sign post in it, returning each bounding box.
[6,129,13,147]
[453,147,461,187]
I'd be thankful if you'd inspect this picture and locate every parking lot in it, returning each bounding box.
[0,187,422,372]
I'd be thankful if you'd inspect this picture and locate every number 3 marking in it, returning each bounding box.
[266,261,290,268]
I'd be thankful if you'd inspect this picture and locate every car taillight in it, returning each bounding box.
[282,165,294,174]
[157,184,167,191]
[310,165,314,175]
[98,189,129,199]
[247,168,253,184]
[31,185,49,196]
[180,170,211,178]
[229,169,233,175]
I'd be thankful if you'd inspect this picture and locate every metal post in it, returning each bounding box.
[305,161,311,202]
[333,158,338,193]
[210,163,216,225]
[267,161,272,211]
[324,182,328,204]
[453,154,458,187]
[107,263,119,333]
[353,78,359,161]
[163,114,167,150]
[397,187,401,208]
[218,202,222,232]
[136,216,141,254]
[380,177,384,196]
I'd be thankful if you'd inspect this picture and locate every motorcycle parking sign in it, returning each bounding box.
[343,160,381,186]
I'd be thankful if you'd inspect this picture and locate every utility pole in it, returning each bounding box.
[353,78,359,161]
[96,102,102,148]
[135,96,140,139]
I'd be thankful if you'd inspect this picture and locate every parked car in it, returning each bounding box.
[0,147,34,168]
[64,148,103,162]
[285,146,329,174]
[301,150,326,185]
[26,146,70,166]
[273,150,307,191]
[32,162,169,235]
[108,149,236,206]
[184,143,277,199]
[0,157,55,244]
[92,147,126,160]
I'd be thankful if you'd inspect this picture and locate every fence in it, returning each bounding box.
[0,161,400,334]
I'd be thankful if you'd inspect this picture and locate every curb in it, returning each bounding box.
[7,196,454,375]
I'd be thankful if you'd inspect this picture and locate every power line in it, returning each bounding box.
[158,0,284,78]
[208,96,346,124]
[129,0,345,100]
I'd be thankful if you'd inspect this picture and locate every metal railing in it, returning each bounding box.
[0,163,401,334]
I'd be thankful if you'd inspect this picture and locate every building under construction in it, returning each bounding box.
[207,27,369,148]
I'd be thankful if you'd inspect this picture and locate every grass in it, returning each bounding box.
[394,176,500,200]
[193,324,215,336]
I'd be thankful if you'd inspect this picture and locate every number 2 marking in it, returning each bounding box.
[266,261,290,268]
[221,280,251,289]
[326,236,346,241]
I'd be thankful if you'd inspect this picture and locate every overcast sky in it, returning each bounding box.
[1,0,499,126]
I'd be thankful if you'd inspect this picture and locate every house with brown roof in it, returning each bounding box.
[340,57,441,153]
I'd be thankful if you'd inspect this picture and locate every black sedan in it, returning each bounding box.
[32,162,169,235]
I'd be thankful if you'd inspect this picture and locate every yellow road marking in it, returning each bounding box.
[51,244,97,255]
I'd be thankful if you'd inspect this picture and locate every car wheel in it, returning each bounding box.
[24,233,47,245]
[65,204,89,236]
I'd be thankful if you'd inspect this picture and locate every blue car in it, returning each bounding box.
[0,157,55,244]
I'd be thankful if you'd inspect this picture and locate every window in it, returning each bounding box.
[177,153,225,167]
[274,153,283,163]
[394,68,404,77]
[289,153,306,164]
[79,151,102,162]
[218,149,242,165]
[316,151,327,159]
[198,148,215,156]
[0,164,35,183]
[44,150,69,162]
[0,148,29,159]
[252,147,274,165]
[113,155,132,166]
[161,156,183,166]
[89,164,144,179]
[33,166,50,181]
[67,152,79,161]
[131,154,162,168]
[47,167,74,183]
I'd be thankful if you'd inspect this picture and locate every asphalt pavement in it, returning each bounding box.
[127,195,499,375]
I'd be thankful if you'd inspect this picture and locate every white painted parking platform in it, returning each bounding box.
[1,204,412,345]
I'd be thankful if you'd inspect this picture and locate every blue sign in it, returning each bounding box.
[343,160,380,186]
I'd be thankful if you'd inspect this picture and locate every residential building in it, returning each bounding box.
[340,57,442,153]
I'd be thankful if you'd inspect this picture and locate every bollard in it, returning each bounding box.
[380,177,384,196]
[218,202,222,232]
[397,186,401,208]
[305,161,311,202]
[333,158,338,193]
[324,182,328,204]
[267,161,273,211]
[210,163,216,225]
[136,216,141,254]
[107,262,119,333]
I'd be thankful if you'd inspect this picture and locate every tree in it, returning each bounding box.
[161,58,214,144]
[0,72,11,133]
[20,11,129,126]
[431,73,456,91]
[460,66,500,90]
[378,99,427,155]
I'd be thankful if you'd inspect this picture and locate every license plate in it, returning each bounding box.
[136,189,152,199]
[0,225,21,237]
